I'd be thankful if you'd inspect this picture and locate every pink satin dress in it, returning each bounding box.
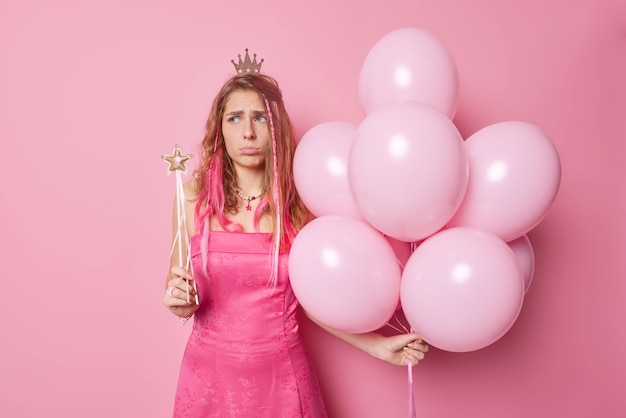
[172,231,328,418]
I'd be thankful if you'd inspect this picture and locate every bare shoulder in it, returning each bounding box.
[182,179,200,203]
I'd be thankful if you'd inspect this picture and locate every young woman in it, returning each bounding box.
[164,55,428,417]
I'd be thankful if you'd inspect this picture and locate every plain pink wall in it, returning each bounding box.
[1,0,625,417]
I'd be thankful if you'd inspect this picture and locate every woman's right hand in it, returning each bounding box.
[164,265,199,319]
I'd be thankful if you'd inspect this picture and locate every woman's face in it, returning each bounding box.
[221,89,270,173]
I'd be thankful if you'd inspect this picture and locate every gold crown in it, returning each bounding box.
[231,48,264,74]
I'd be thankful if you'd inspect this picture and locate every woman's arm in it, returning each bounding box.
[304,311,428,366]
[163,181,199,320]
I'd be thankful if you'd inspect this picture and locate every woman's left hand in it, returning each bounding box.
[304,310,429,367]
[376,333,429,366]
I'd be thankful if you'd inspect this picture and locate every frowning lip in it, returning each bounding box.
[239,147,261,155]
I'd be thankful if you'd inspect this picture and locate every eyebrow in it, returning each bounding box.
[224,109,267,117]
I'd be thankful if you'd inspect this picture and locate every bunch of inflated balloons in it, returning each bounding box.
[289,27,561,352]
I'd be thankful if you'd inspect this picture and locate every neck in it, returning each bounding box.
[234,168,264,196]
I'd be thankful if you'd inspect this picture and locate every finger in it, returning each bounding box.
[404,349,425,365]
[403,347,425,361]
[165,285,197,304]
[165,288,195,307]
[166,278,198,297]
[167,286,178,299]
[407,341,429,352]
[169,266,194,281]
[403,352,420,366]
[391,333,420,350]
[167,297,195,308]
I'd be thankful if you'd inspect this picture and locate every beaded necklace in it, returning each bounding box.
[234,188,264,211]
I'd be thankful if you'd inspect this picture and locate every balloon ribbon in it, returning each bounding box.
[408,361,416,418]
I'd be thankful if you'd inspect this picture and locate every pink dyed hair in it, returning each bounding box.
[192,73,309,283]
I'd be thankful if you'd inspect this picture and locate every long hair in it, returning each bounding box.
[192,73,308,283]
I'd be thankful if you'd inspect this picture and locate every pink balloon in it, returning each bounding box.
[289,215,401,333]
[401,227,525,352]
[293,122,363,219]
[359,27,460,118]
[446,121,561,242]
[348,101,468,242]
[507,234,535,294]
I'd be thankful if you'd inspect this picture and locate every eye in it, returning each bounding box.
[255,114,268,122]
[228,116,240,123]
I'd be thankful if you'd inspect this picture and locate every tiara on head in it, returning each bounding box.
[231,48,264,74]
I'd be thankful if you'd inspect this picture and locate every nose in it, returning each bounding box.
[243,117,256,140]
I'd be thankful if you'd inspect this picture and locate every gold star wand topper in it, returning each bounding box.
[162,144,192,174]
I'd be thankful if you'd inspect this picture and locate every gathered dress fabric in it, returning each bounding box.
[173,231,328,418]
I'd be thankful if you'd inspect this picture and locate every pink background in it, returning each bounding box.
[1,0,625,417]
